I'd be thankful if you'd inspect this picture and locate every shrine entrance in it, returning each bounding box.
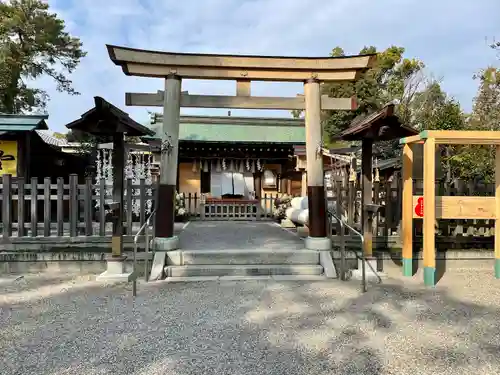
[106,45,375,254]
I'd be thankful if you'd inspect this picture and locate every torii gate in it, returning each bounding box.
[106,45,375,260]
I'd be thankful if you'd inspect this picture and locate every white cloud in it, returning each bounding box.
[40,0,499,132]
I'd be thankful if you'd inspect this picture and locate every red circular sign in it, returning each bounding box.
[415,197,424,217]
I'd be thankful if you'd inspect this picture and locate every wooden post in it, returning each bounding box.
[111,134,125,257]
[31,176,38,237]
[43,177,51,237]
[423,138,436,286]
[495,145,500,278]
[253,172,262,199]
[154,75,181,242]
[17,177,25,237]
[361,139,373,257]
[301,171,307,196]
[2,174,12,239]
[304,78,328,249]
[56,177,64,237]
[402,144,414,276]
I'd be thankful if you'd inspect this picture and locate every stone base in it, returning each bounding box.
[152,236,179,251]
[305,236,331,250]
[296,226,309,238]
[149,251,168,281]
[319,251,337,278]
[96,255,136,282]
[349,257,385,281]
[280,219,296,228]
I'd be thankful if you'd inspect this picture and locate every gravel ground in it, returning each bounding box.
[1,268,500,375]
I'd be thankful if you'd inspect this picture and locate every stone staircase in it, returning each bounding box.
[162,249,328,281]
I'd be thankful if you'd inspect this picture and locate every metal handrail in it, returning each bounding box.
[327,208,381,292]
[132,209,156,297]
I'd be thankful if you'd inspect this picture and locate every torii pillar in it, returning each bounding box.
[304,79,331,250]
[151,75,181,259]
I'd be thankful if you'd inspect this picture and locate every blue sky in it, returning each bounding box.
[42,0,499,132]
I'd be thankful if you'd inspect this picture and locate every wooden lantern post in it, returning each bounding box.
[338,103,418,266]
[65,97,154,281]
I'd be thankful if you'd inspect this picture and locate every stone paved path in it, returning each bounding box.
[2,267,500,374]
[178,221,305,251]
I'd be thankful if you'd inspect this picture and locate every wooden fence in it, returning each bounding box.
[0,172,496,249]
[0,174,286,240]
[327,176,496,249]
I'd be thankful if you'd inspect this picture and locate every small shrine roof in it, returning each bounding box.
[339,102,418,141]
[65,97,155,136]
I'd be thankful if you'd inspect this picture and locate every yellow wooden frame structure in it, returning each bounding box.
[399,130,500,286]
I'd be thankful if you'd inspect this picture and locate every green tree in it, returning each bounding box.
[321,46,426,158]
[0,0,86,114]
[449,64,500,182]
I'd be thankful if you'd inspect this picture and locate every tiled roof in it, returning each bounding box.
[35,130,69,147]
[147,115,305,144]
[0,114,48,131]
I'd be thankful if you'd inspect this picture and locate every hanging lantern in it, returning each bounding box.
[192,159,198,173]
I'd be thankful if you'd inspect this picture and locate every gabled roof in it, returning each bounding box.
[145,115,305,144]
[65,97,155,136]
[0,114,48,132]
[339,102,418,141]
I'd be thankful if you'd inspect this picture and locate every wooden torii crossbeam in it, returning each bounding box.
[106,44,376,256]
[126,91,358,111]
[399,130,500,286]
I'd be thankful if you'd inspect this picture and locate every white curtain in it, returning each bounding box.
[243,172,254,197]
[221,172,234,195]
[232,173,245,195]
[210,172,222,197]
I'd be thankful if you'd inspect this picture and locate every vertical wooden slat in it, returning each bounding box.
[126,178,133,235]
[99,178,106,236]
[423,138,436,286]
[139,179,146,227]
[56,178,64,236]
[69,174,78,237]
[2,174,12,239]
[30,177,37,237]
[84,177,93,236]
[495,146,500,278]
[335,181,343,235]
[43,177,51,237]
[373,181,380,236]
[402,145,414,277]
[384,180,392,236]
[17,177,25,237]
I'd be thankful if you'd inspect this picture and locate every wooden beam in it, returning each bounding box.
[422,138,436,286]
[495,145,500,278]
[122,63,359,82]
[420,130,500,145]
[402,144,413,276]
[412,196,495,220]
[236,80,251,96]
[107,44,376,71]
[126,92,357,110]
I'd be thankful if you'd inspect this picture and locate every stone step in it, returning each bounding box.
[165,264,324,278]
[168,249,320,266]
[161,275,329,282]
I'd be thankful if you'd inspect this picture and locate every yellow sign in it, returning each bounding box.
[0,140,17,177]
